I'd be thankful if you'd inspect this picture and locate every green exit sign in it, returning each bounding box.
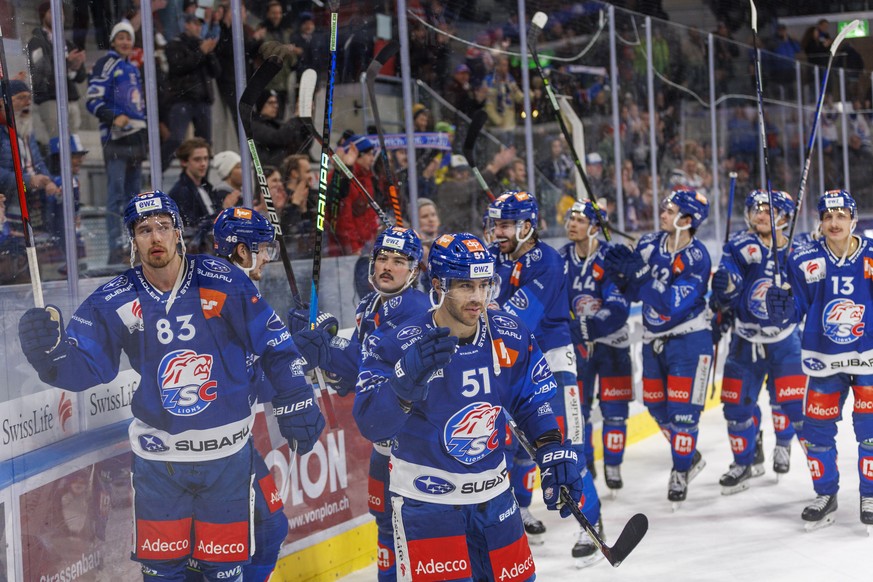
[839,20,869,37]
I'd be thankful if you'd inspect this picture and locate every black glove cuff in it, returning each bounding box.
[534,429,563,449]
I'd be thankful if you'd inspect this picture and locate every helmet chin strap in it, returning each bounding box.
[836,218,858,267]
[514,220,534,253]
[239,251,259,279]
[429,279,447,311]
[672,215,691,253]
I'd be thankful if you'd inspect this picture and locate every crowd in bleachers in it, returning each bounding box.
[1,0,871,285]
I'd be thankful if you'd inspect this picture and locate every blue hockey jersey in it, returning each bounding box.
[491,240,573,352]
[560,241,630,348]
[86,50,147,144]
[786,236,873,376]
[718,230,796,343]
[354,309,559,505]
[627,232,711,339]
[42,255,310,462]
[324,287,432,393]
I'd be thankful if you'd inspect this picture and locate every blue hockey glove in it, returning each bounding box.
[536,440,583,518]
[287,307,338,336]
[765,285,796,325]
[603,245,633,283]
[711,269,739,308]
[389,326,458,403]
[292,329,332,372]
[272,388,326,456]
[711,309,734,344]
[619,251,651,286]
[18,305,68,374]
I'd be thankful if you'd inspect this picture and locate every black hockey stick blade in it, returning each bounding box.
[605,512,648,567]
[463,109,488,168]
[462,109,495,202]
[239,56,282,136]
[368,40,399,76]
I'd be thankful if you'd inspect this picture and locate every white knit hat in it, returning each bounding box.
[212,151,241,181]
[110,21,135,43]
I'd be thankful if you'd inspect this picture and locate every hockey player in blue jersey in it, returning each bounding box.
[484,191,601,565]
[289,225,432,581]
[710,189,806,495]
[176,206,287,581]
[560,200,632,494]
[18,191,324,581]
[354,232,586,581]
[766,189,873,531]
[604,188,711,506]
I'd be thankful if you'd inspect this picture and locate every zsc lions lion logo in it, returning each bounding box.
[158,350,218,416]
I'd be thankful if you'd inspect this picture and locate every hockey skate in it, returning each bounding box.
[668,469,688,511]
[773,444,791,480]
[801,494,838,532]
[751,431,765,478]
[571,518,605,568]
[520,506,546,545]
[861,496,873,536]
[687,450,706,483]
[719,463,752,495]
[605,464,623,496]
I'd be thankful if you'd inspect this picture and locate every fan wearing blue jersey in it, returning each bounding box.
[354,232,585,581]
[605,188,711,506]
[18,192,324,581]
[289,226,432,581]
[710,190,806,495]
[484,191,601,562]
[766,190,873,532]
[561,200,632,499]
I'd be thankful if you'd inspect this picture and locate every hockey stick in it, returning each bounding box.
[786,19,860,251]
[239,56,339,430]
[0,25,44,307]
[365,41,404,226]
[529,12,610,242]
[507,418,648,567]
[750,0,781,285]
[709,171,738,400]
[462,109,496,202]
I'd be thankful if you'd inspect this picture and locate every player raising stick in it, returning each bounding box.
[17,191,324,581]
[766,189,873,532]
[604,188,711,508]
[710,189,806,495]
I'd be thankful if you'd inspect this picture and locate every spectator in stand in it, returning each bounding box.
[500,157,528,192]
[484,55,523,143]
[214,1,260,142]
[802,19,832,70]
[539,136,574,225]
[168,137,218,252]
[28,2,87,147]
[0,80,60,236]
[251,89,311,169]
[417,197,441,243]
[331,135,380,256]
[86,21,149,264]
[583,152,615,207]
[210,150,243,209]
[162,12,221,170]
[281,154,316,257]
[289,12,318,80]
[436,148,514,234]
[713,22,739,95]
[45,135,88,262]
[767,24,801,98]
[257,1,297,119]
[444,64,486,122]
[71,0,112,50]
